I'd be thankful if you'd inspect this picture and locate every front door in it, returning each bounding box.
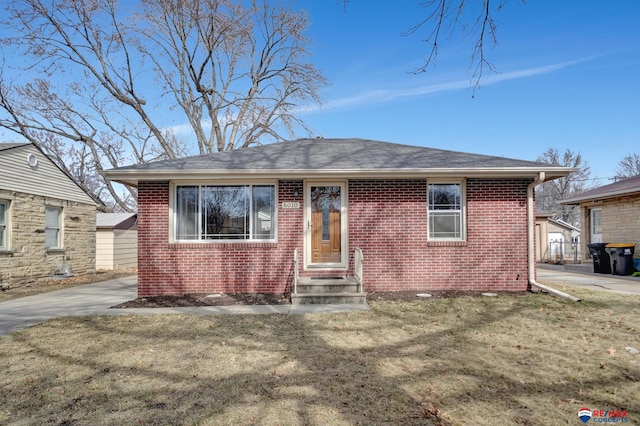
[306,183,346,266]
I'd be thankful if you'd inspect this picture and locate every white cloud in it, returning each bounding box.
[164,123,199,136]
[304,57,595,113]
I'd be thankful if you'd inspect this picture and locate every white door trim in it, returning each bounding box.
[303,180,349,270]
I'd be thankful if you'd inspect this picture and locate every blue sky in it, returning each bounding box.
[1,1,637,187]
[292,0,640,186]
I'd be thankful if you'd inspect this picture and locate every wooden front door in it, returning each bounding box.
[310,185,342,264]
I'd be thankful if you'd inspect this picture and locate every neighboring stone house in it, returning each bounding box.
[561,175,640,261]
[102,138,572,300]
[96,212,138,270]
[0,143,97,288]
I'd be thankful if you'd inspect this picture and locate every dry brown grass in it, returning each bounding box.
[1,285,639,425]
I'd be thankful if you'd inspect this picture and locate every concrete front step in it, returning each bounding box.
[291,292,367,305]
[293,276,366,304]
[296,283,359,294]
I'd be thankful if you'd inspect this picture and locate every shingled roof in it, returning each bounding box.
[102,138,573,186]
[0,142,30,152]
[561,174,640,204]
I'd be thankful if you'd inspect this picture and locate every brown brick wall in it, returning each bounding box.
[579,195,640,259]
[136,178,532,296]
[601,195,640,248]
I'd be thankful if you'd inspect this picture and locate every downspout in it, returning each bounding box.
[527,172,581,301]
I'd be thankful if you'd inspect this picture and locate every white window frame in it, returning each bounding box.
[0,200,9,250]
[590,207,602,243]
[45,206,63,249]
[171,181,278,243]
[427,179,466,241]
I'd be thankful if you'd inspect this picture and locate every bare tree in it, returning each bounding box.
[536,148,591,226]
[345,0,525,93]
[615,153,640,179]
[0,0,327,210]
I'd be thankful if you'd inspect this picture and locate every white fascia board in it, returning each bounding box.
[102,167,574,187]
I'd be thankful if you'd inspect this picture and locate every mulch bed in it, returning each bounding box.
[113,290,529,308]
[114,293,291,308]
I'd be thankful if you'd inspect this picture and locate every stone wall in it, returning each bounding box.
[0,189,96,288]
[601,194,640,248]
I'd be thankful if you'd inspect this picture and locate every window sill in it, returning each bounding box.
[46,249,65,254]
[0,250,13,256]
[170,241,277,249]
[427,240,467,247]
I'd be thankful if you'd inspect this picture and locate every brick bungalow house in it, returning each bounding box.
[102,138,573,302]
[0,143,97,288]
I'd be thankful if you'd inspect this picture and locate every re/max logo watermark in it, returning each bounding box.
[578,408,629,424]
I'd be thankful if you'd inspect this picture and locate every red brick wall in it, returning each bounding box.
[137,178,532,296]
[348,179,531,292]
[137,181,303,296]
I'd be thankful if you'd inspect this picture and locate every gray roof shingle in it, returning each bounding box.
[114,138,549,171]
[561,174,640,204]
[96,212,137,228]
[0,142,30,152]
[103,138,573,185]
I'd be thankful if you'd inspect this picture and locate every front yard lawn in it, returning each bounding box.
[1,285,638,425]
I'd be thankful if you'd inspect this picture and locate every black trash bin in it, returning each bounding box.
[587,243,611,274]
[605,243,636,276]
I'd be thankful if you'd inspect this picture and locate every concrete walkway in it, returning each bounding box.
[0,276,370,336]
[3,265,637,336]
[537,264,640,296]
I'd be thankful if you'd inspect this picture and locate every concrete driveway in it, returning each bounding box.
[537,264,640,296]
[0,275,371,336]
[0,275,138,336]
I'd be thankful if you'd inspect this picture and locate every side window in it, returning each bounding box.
[0,200,8,250]
[428,182,465,240]
[591,208,602,235]
[45,206,63,249]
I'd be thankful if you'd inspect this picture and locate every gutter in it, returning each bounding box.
[527,172,581,302]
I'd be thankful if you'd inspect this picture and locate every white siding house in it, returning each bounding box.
[0,143,96,287]
[96,212,137,270]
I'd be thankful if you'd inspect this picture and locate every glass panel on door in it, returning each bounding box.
[310,186,341,263]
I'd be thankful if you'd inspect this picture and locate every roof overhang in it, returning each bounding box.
[560,187,640,205]
[101,167,574,187]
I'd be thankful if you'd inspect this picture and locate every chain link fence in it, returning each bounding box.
[544,240,581,264]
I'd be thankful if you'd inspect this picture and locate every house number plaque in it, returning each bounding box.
[281,202,300,209]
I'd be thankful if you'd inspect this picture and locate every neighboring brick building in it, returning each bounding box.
[0,143,97,288]
[103,138,572,298]
[561,175,640,261]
